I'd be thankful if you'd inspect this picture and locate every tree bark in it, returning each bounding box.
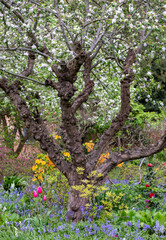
[66,187,89,222]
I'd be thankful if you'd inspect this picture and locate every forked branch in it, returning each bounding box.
[0,77,72,178]
[96,130,166,180]
[86,48,140,172]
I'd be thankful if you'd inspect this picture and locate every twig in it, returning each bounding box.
[54,0,72,51]
[0,47,53,60]
[0,68,45,86]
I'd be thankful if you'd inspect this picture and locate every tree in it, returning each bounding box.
[0,0,166,222]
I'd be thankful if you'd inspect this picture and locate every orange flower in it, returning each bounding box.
[117,162,124,167]
[46,154,50,161]
[97,152,110,165]
[84,140,95,152]
[48,160,55,167]
[46,154,55,167]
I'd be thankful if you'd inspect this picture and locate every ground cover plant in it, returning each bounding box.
[0,157,166,239]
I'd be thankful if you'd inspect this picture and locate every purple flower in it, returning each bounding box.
[143,224,151,231]
[125,220,132,226]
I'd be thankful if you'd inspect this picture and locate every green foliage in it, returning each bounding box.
[0,211,21,225]
[3,175,27,193]
[120,209,166,229]
[127,102,163,128]
[136,57,166,112]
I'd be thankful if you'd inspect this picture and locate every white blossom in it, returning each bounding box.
[129,4,134,12]
[147,72,151,76]
[47,58,52,63]
[163,11,166,16]
[32,45,36,49]
[129,23,134,28]
[112,18,116,23]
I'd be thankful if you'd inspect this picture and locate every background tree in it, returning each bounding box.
[0,0,166,221]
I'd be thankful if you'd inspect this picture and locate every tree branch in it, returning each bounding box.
[54,0,72,51]
[96,131,166,179]
[0,47,53,60]
[0,68,45,86]
[86,48,140,172]
[21,51,36,77]
[0,77,72,177]
[82,0,90,46]
[71,80,94,113]
[0,0,25,22]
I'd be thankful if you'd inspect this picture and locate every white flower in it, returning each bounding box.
[32,44,36,49]
[47,58,52,63]
[52,49,56,54]
[41,63,47,67]
[112,18,116,23]
[162,47,165,51]
[48,67,52,71]
[129,23,134,28]
[163,11,166,16]
[129,4,133,12]
[147,71,151,76]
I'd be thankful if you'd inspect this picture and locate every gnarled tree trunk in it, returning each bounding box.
[66,187,89,222]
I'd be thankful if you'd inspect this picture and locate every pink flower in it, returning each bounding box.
[147,163,153,167]
[33,190,38,198]
[145,205,148,208]
[37,186,42,194]
[43,195,47,201]
[145,199,149,203]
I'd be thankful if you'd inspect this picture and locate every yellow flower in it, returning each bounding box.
[37,175,43,182]
[35,159,42,164]
[63,152,70,157]
[40,160,46,166]
[156,168,159,171]
[32,165,38,172]
[32,177,37,182]
[55,135,61,140]
[117,162,124,167]
[38,167,44,174]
